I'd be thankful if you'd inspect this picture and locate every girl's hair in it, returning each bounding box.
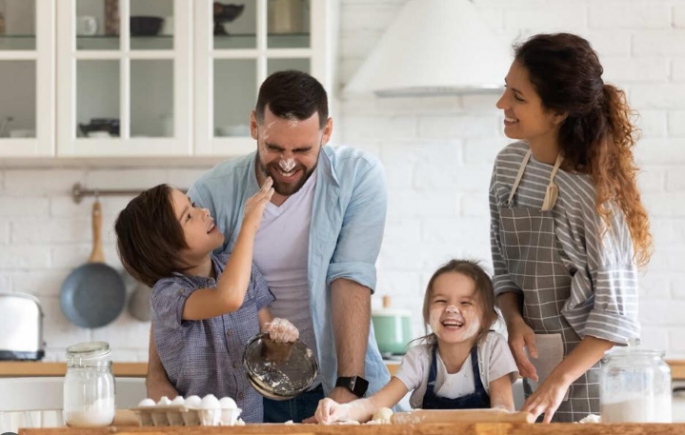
[114,184,189,287]
[420,259,498,345]
[514,33,652,267]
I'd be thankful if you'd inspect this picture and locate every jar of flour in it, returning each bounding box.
[63,341,116,427]
[600,344,672,423]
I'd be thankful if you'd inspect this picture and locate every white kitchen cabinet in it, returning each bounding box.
[0,0,55,157]
[0,0,338,158]
[56,0,193,157]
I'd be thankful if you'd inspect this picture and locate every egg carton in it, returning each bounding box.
[131,405,243,427]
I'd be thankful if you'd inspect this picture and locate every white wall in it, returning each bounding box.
[0,0,684,361]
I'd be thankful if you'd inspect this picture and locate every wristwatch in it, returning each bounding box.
[335,376,369,398]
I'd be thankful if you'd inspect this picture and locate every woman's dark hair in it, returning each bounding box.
[255,70,329,129]
[115,184,188,287]
[515,33,652,266]
[419,259,498,345]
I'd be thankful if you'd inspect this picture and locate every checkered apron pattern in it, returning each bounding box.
[498,150,600,422]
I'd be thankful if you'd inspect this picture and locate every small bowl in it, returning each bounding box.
[130,16,163,36]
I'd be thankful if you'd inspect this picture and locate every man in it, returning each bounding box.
[146,70,390,422]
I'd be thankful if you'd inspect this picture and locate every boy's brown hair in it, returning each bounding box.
[421,259,498,345]
[115,184,188,287]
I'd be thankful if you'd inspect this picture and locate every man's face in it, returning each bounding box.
[251,105,332,197]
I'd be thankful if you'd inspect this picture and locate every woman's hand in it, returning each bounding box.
[522,373,572,423]
[315,398,350,425]
[506,317,539,381]
[263,317,299,343]
[243,177,274,231]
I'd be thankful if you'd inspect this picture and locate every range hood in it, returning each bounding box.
[343,0,512,98]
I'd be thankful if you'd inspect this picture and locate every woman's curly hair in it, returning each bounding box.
[515,33,653,267]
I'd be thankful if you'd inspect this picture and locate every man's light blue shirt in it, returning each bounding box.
[188,145,390,396]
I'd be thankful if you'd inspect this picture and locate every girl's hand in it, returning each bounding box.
[506,317,538,381]
[521,373,572,423]
[243,177,274,231]
[263,317,299,343]
[315,398,350,425]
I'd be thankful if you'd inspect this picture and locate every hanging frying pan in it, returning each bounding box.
[60,199,126,328]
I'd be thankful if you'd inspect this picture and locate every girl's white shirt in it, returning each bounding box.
[394,331,518,409]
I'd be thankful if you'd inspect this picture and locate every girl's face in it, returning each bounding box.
[428,272,484,345]
[170,189,224,264]
[496,60,564,144]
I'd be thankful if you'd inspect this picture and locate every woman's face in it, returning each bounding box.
[496,61,564,144]
[428,272,484,346]
[169,188,224,264]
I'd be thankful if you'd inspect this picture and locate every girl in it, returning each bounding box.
[115,177,299,423]
[315,260,518,424]
[490,33,652,422]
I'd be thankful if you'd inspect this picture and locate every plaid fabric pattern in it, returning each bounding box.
[152,253,275,423]
[489,142,640,422]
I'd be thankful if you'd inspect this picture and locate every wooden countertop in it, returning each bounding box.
[2,360,683,379]
[17,422,685,435]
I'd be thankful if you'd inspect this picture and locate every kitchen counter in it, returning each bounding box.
[16,422,685,435]
[2,360,683,379]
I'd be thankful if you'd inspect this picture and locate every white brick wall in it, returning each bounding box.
[2,0,685,362]
[339,0,685,358]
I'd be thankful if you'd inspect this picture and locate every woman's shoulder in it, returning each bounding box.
[495,141,529,162]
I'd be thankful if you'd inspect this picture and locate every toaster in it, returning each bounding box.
[0,292,45,360]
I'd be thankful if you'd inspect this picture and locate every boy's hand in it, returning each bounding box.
[315,398,349,425]
[263,317,299,343]
[243,177,274,231]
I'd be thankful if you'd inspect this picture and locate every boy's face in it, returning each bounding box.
[251,105,332,198]
[170,189,224,263]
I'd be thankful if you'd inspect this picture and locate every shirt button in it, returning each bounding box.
[237,392,244,400]
[177,289,184,295]
[233,361,239,369]
[226,329,233,337]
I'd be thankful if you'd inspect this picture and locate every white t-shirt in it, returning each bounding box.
[253,171,321,386]
[394,332,518,409]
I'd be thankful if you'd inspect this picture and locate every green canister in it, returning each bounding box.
[372,296,412,356]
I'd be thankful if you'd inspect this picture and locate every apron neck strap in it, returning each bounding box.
[507,149,565,209]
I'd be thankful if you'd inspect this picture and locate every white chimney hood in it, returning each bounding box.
[343,0,512,97]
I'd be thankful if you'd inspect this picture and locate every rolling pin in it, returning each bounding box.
[391,409,535,424]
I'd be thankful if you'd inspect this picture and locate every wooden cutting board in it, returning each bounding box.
[391,409,535,424]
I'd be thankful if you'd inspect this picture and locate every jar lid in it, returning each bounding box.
[604,345,665,359]
[66,341,111,360]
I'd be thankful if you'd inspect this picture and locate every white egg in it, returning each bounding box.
[138,398,156,408]
[157,396,172,407]
[185,395,202,409]
[219,397,237,409]
[171,396,185,406]
[201,394,220,410]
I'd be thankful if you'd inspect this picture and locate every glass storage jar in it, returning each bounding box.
[63,341,116,427]
[600,345,672,423]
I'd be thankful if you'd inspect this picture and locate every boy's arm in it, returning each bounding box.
[182,179,273,320]
[145,324,178,401]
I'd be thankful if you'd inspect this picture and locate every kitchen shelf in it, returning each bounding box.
[74,33,311,51]
[214,33,310,49]
[0,35,36,50]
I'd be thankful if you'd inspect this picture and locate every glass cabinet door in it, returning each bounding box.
[0,0,54,157]
[57,0,190,156]
[195,0,321,156]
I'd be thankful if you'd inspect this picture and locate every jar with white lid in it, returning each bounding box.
[63,341,116,427]
[600,343,672,423]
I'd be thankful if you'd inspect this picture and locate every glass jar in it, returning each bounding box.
[63,341,116,427]
[600,345,672,423]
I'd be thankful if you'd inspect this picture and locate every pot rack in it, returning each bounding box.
[71,183,187,204]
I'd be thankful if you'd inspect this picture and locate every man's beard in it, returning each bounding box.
[257,158,316,196]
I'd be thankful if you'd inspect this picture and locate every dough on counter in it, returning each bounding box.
[579,414,601,424]
[369,407,393,424]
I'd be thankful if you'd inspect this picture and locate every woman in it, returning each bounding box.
[490,33,652,423]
